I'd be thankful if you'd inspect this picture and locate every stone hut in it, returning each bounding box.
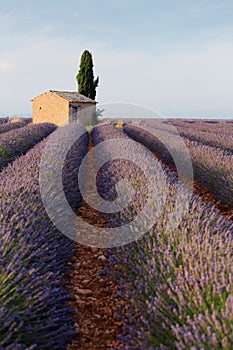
[32,90,97,126]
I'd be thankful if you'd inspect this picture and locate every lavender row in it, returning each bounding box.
[0,125,89,349]
[123,124,233,208]
[105,198,233,349]
[91,124,147,231]
[0,118,9,124]
[186,139,233,208]
[90,125,233,349]
[170,118,233,135]
[91,123,127,143]
[0,121,27,134]
[177,127,233,153]
[139,118,233,152]
[0,123,56,171]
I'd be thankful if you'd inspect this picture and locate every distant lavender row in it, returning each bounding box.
[0,118,9,124]
[140,118,233,152]
[189,121,233,135]
[0,122,56,171]
[0,121,27,134]
[177,127,233,153]
[90,125,233,349]
[186,139,233,207]
[0,117,31,124]
[0,126,89,349]
[170,118,233,134]
[123,124,233,208]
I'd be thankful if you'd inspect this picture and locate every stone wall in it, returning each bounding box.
[32,91,69,126]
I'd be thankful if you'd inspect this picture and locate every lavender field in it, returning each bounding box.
[93,123,233,349]
[0,120,232,349]
[123,120,233,209]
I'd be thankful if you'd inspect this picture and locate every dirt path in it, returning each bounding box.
[67,139,124,350]
[67,244,124,349]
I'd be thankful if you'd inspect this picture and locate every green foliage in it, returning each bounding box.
[85,109,104,132]
[92,108,104,125]
[76,50,99,100]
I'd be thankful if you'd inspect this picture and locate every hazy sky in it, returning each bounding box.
[1,0,233,118]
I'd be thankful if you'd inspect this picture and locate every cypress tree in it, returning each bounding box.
[76,50,99,100]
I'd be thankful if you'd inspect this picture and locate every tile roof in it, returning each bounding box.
[32,90,96,103]
[50,90,96,103]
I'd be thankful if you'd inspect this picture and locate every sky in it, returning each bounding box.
[0,0,233,118]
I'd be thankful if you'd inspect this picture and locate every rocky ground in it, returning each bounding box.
[67,139,125,349]
[67,241,124,350]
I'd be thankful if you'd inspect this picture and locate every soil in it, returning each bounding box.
[67,139,125,350]
[66,242,124,350]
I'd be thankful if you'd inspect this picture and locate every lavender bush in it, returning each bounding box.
[63,131,89,212]
[186,140,233,207]
[0,121,27,134]
[91,124,159,231]
[0,123,56,171]
[91,124,146,229]
[0,126,89,349]
[0,118,10,125]
[105,198,233,349]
